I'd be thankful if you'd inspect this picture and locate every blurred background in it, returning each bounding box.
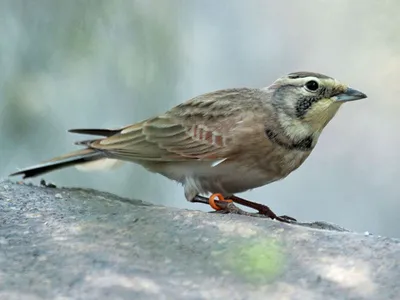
[1,0,399,237]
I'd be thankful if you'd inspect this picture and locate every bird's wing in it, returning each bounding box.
[85,88,260,162]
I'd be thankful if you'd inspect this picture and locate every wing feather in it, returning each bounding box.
[84,88,263,161]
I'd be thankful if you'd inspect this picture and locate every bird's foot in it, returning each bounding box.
[191,194,296,223]
[229,195,296,223]
[210,201,277,218]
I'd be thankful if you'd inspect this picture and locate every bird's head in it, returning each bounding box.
[267,71,367,137]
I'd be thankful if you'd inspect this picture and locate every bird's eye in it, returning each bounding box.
[305,80,319,91]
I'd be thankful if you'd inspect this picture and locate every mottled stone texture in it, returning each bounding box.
[0,180,399,300]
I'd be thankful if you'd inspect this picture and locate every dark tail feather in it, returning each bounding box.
[68,128,119,137]
[9,149,103,179]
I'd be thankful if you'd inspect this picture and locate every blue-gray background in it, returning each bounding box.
[1,0,399,237]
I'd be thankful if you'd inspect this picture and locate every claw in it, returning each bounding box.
[277,215,297,222]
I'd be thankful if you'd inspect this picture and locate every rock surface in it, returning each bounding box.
[0,179,399,300]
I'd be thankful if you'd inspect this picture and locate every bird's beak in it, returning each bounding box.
[332,87,367,102]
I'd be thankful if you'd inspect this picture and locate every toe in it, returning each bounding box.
[275,215,297,223]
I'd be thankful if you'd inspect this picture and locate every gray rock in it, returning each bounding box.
[0,179,399,300]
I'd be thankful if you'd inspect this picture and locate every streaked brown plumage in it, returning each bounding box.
[10,71,367,222]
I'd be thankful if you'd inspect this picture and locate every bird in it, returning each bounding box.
[10,71,367,222]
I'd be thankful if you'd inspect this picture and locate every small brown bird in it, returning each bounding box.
[10,71,367,222]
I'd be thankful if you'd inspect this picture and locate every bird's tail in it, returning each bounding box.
[9,148,121,179]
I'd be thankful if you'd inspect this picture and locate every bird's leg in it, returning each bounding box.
[230,195,296,222]
[191,194,295,223]
[192,194,266,217]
